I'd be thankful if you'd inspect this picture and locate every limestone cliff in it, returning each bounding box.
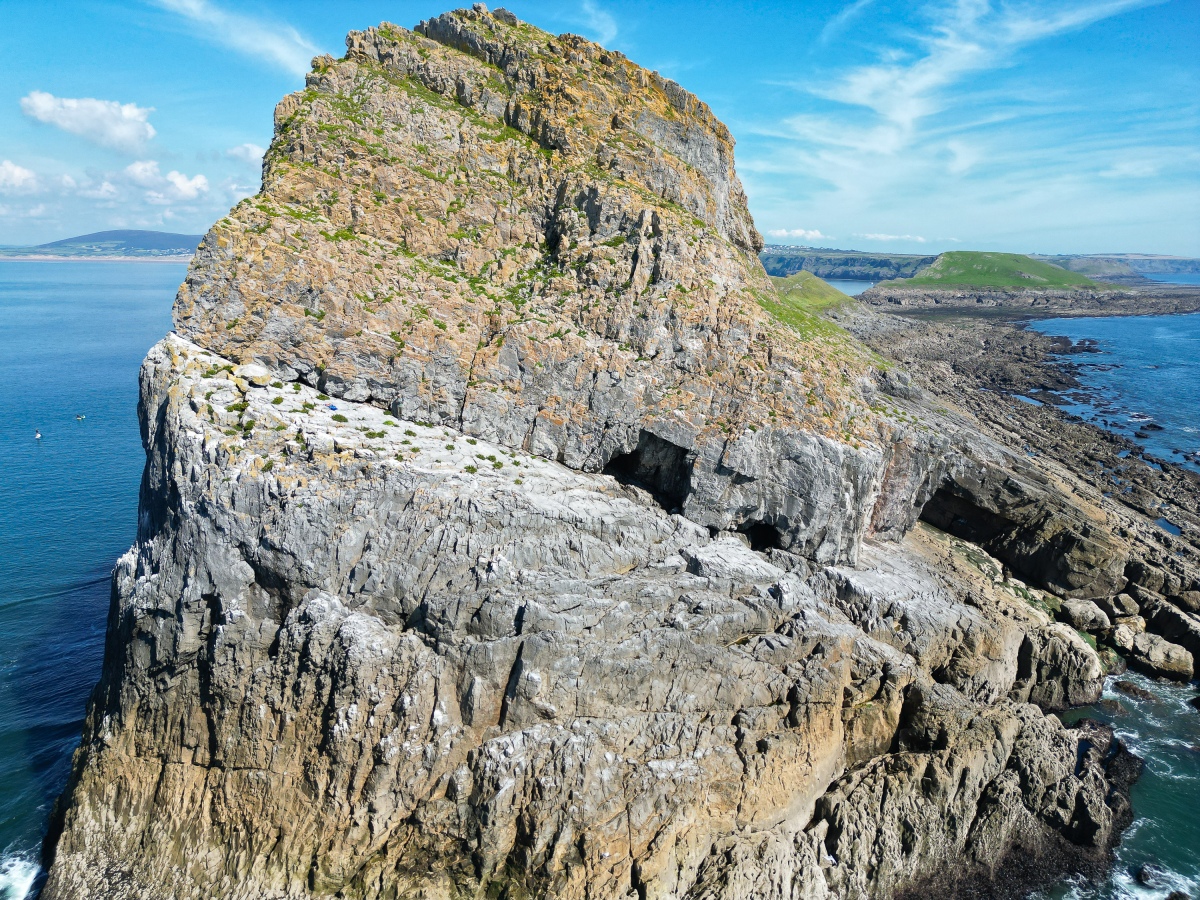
[43,7,1139,899]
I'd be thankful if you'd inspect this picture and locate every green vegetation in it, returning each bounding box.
[770,271,854,311]
[757,271,853,339]
[760,246,934,280]
[893,252,1100,289]
[331,413,348,422]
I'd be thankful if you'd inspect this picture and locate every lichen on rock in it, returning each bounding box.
[42,7,1140,900]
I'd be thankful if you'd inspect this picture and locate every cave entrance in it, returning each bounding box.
[737,521,783,552]
[917,485,1039,588]
[918,486,1014,548]
[603,431,692,512]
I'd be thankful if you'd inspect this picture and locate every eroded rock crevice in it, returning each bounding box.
[41,6,1148,900]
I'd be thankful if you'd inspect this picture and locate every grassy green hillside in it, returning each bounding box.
[759,271,853,338]
[760,246,935,280]
[896,252,1099,289]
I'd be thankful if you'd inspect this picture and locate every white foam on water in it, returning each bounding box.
[0,855,38,900]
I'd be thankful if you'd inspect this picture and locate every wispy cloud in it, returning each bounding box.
[767,228,834,241]
[820,0,877,43]
[816,0,1159,135]
[20,91,155,153]
[857,232,928,242]
[0,160,39,194]
[578,0,618,46]
[746,0,1184,251]
[153,0,319,76]
[1100,159,1160,179]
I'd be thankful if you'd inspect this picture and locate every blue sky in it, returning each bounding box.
[0,0,1196,255]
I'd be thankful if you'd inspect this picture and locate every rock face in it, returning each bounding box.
[44,336,1121,899]
[170,6,897,563]
[43,7,1138,900]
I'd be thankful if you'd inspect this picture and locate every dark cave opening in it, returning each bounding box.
[603,431,692,512]
[738,521,784,552]
[918,486,1014,549]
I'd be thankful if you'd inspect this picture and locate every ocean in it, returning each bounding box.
[0,263,1196,899]
[0,260,179,898]
[1037,673,1200,899]
[1028,313,1200,474]
[824,278,876,296]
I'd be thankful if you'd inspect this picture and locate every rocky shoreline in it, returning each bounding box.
[835,302,1200,682]
[38,7,1193,899]
[859,282,1200,317]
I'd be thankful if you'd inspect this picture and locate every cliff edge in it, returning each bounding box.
[43,7,1143,899]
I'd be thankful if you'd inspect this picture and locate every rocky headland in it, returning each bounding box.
[41,6,1190,899]
[859,282,1200,317]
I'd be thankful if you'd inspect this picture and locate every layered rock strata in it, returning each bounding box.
[858,283,1200,317]
[43,6,1147,899]
[834,306,1200,682]
[45,336,1123,899]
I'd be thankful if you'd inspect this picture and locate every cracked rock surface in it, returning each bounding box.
[43,7,1143,899]
[44,337,1123,899]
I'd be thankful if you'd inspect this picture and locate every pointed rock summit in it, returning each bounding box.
[173,4,898,562]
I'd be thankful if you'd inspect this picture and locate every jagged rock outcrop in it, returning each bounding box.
[43,7,1140,900]
[44,337,1120,899]
[171,5,897,563]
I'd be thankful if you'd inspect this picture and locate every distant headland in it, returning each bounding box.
[0,230,202,261]
[761,244,1200,285]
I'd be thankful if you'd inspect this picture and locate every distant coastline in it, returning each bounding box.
[0,254,192,263]
[0,230,202,264]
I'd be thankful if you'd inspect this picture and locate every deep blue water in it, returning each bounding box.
[1029,312,1200,475]
[0,261,180,898]
[1037,674,1200,900]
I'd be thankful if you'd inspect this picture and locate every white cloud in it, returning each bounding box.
[20,91,155,153]
[857,233,929,242]
[578,0,618,46]
[154,0,319,76]
[0,160,39,194]
[122,159,208,203]
[165,170,208,200]
[767,228,834,241]
[79,180,119,200]
[227,142,266,163]
[124,160,163,187]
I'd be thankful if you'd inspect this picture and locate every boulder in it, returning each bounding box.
[1059,599,1110,632]
[1129,632,1193,681]
[1112,680,1156,702]
[1097,593,1139,618]
[1172,590,1200,613]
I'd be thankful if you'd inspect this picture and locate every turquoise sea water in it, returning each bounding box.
[1147,274,1200,286]
[1029,312,1200,475]
[0,263,1197,898]
[0,261,179,898]
[824,277,876,296]
[1037,674,1200,900]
